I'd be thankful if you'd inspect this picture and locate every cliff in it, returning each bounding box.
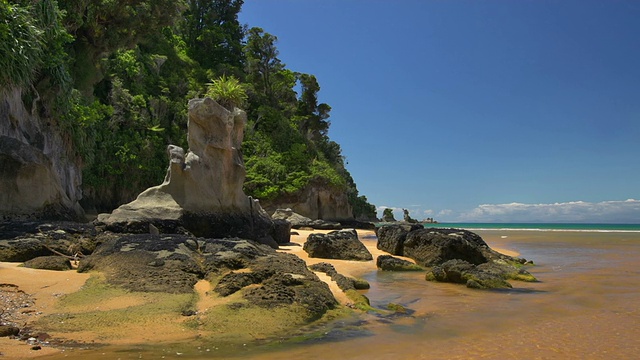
[260,182,353,221]
[0,88,83,220]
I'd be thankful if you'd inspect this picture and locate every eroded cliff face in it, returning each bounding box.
[0,88,83,220]
[261,183,353,221]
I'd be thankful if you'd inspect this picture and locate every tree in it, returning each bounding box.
[181,0,245,75]
[244,27,285,106]
[57,0,187,94]
[296,73,331,141]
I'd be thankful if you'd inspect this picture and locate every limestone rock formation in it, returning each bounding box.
[96,98,273,241]
[376,225,536,289]
[0,88,83,220]
[303,229,373,261]
[261,182,353,221]
[381,208,396,222]
[271,208,342,230]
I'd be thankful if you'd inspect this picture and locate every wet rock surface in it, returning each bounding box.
[376,255,423,271]
[376,225,535,288]
[309,262,370,291]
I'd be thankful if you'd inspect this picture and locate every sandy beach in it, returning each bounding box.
[13,228,638,360]
[0,228,523,359]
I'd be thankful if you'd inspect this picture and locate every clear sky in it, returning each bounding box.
[239,0,640,223]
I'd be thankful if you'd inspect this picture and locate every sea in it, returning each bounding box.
[420,222,640,232]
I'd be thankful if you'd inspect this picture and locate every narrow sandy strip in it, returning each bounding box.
[0,262,91,359]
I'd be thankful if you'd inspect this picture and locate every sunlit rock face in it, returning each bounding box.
[0,88,83,221]
[98,98,273,241]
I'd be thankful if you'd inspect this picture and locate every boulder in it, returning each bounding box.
[303,229,373,261]
[375,223,423,255]
[425,259,530,289]
[23,256,72,271]
[0,325,20,337]
[272,208,342,230]
[376,225,536,288]
[271,219,292,244]
[403,228,490,267]
[376,255,423,271]
[96,98,273,241]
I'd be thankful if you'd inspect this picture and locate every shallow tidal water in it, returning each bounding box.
[42,230,640,359]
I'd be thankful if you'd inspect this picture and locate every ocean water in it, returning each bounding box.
[421,222,640,232]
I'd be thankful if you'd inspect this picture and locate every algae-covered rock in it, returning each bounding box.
[425,259,536,289]
[24,256,71,271]
[376,255,423,271]
[303,229,372,261]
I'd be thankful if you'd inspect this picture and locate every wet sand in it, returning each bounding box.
[3,229,640,359]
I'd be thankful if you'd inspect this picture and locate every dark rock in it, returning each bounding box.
[257,236,279,249]
[338,219,376,230]
[271,219,292,244]
[375,224,423,255]
[0,221,98,262]
[376,225,537,288]
[77,233,270,293]
[214,270,271,296]
[308,262,370,291]
[403,228,491,267]
[376,255,423,271]
[77,233,337,319]
[426,259,513,289]
[0,325,20,337]
[303,229,372,261]
[23,256,71,271]
[241,254,337,317]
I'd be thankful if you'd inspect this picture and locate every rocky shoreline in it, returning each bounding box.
[0,219,537,358]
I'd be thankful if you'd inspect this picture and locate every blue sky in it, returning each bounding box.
[239,1,640,223]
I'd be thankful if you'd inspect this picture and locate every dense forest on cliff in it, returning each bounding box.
[1,0,376,219]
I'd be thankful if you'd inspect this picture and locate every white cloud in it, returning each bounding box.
[458,199,640,223]
[437,209,453,217]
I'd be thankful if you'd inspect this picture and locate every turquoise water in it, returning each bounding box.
[420,222,640,232]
